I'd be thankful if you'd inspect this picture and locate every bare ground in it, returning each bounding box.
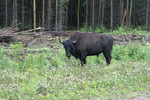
[115,92,150,100]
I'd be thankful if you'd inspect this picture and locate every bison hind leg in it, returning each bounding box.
[103,51,112,65]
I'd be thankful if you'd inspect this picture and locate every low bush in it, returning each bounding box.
[112,42,149,61]
[112,26,149,35]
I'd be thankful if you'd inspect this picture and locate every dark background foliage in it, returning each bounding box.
[0,0,149,31]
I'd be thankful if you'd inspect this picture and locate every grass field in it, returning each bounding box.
[0,39,150,99]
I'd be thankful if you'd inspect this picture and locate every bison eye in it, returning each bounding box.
[70,43,74,46]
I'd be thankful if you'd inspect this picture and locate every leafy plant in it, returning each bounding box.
[80,22,87,32]
[10,41,23,56]
[112,45,127,60]
[127,42,146,61]
[88,26,93,32]
[95,26,106,33]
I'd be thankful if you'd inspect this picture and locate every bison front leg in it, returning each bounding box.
[80,53,87,66]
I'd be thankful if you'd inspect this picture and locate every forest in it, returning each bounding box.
[0,0,149,31]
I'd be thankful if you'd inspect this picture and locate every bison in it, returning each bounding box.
[59,33,113,66]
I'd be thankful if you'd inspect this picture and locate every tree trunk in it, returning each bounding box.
[98,0,101,28]
[30,0,33,29]
[33,0,36,31]
[126,0,129,27]
[59,0,62,31]
[146,0,149,31]
[70,0,73,27]
[119,0,122,26]
[92,0,95,32]
[129,0,132,28]
[121,10,126,27]
[22,0,24,30]
[12,0,18,27]
[77,0,80,31]
[65,2,68,30]
[56,0,58,31]
[102,0,105,26]
[111,0,113,31]
[48,0,51,31]
[42,0,45,31]
[13,0,15,27]
[90,0,92,26]
[5,0,8,27]
[86,0,88,32]
[15,0,17,26]
[133,0,135,27]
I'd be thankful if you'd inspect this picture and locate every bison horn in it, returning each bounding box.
[72,40,77,44]
[59,37,63,44]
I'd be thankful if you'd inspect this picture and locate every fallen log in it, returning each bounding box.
[3,22,21,33]
[0,35,14,42]
[23,38,38,47]
[113,37,124,42]
[15,27,45,34]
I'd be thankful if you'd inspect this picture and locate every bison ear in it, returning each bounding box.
[72,40,77,44]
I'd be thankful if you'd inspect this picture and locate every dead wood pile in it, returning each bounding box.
[0,27,150,47]
[113,34,150,45]
[0,26,46,46]
[0,23,21,44]
[0,28,18,43]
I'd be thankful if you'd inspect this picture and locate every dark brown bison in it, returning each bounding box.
[59,33,113,66]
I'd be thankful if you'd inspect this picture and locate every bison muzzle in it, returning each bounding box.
[59,33,113,66]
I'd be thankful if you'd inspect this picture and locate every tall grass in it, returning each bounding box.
[0,42,150,99]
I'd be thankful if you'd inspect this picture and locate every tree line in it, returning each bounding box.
[0,0,149,32]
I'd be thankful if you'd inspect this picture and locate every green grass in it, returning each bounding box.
[0,41,150,100]
[111,26,150,35]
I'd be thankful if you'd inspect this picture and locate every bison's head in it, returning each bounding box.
[59,37,76,59]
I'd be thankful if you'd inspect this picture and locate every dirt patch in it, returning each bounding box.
[123,95,150,100]
[115,92,150,100]
[0,31,150,47]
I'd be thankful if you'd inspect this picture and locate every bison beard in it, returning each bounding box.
[59,33,113,66]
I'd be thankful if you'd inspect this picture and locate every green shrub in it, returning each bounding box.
[112,26,149,35]
[0,55,12,69]
[88,26,93,32]
[112,42,148,61]
[95,26,106,33]
[127,42,146,61]
[112,45,127,60]
[10,41,23,56]
[80,22,86,32]
[112,26,128,34]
